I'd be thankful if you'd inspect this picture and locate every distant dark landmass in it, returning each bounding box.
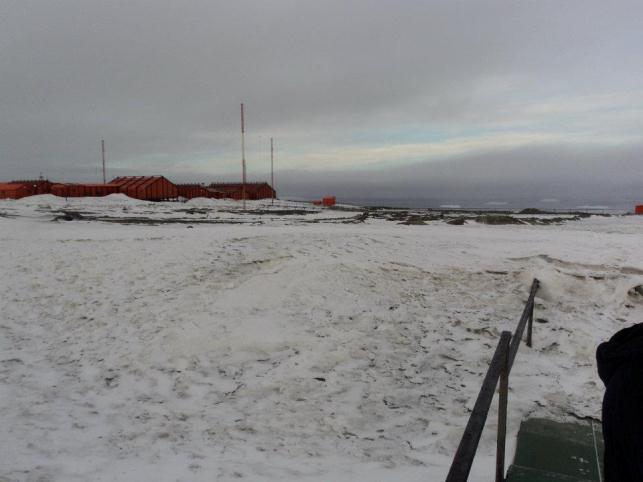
[336,196,637,213]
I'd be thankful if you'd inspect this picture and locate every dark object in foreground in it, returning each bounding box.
[53,210,84,221]
[596,322,643,482]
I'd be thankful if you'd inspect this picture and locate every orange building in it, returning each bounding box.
[110,176,178,201]
[50,183,120,197]
[176,184,217,200]
[0,183,31,199]
[208,182,276,200]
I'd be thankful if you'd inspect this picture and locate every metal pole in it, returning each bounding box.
[496,343,510,482]
[270,137,274,206]
[241,103,246,211]
[101,139,106,184]
[527,300,534,348]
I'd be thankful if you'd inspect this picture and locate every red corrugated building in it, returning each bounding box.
[110,176,178,201]
[51,184,82,197]
[208,182,276,200]
[0,183,31,199]
[635,205,643,215]
[9,180,52,195]
[206,188,226,199]
[1,177,277,202]
[176,184,216,200]
[51,183,120,198]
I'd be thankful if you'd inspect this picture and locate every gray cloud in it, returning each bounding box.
[1,0,642,198]
[276,142,643,204]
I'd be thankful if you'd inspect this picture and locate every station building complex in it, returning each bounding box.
[0,177,276,202]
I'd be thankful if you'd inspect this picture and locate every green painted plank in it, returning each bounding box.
[509,418,603,482]
[507,465,594,482]
[518,418,597,447]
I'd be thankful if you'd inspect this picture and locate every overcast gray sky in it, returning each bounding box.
[1,0,642,201]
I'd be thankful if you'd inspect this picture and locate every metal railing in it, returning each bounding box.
[445,278,540,482]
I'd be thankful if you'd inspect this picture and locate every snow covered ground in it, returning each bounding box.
[1,196,643,481]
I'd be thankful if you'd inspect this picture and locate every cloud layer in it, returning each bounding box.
[1,0,641,199]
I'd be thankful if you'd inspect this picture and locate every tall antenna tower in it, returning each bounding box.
[240,103,247,210]
[101,139,106,184]
[270,137,274,206]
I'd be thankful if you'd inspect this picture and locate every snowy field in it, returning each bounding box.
[2,195,643,482]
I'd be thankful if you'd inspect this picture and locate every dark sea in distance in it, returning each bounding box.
[337,196,641,214]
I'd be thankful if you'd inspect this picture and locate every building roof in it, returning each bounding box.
[111,176,171,190]
[209,182,272,187]
[52,183,120,187]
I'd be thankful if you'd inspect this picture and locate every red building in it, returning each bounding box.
[9,180,52,195]
[0,183,32,199]
[176,184,217,200]
[208,182,276,200]
[110,176,178,201]
[50,183,120,198]
[1,177,277,202]
[0,180,55,199]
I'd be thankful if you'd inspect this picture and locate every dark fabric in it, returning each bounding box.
[596,323,643,482]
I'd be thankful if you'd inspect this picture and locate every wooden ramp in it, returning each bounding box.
[506,418,604,482]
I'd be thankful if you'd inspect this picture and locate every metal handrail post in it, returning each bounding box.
[526,299,534,348]
[508,279,539,370]
[446,331,512,482]
[496,339,510,482]
[444,279,540,482]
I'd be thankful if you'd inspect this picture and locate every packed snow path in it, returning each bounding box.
[1,197,643,481]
